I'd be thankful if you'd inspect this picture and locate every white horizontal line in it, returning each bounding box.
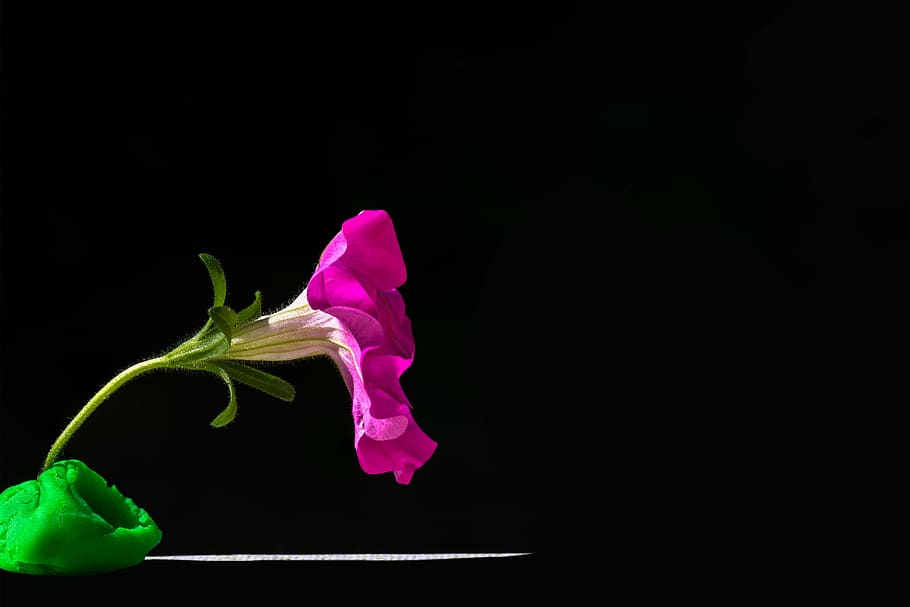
[146,553,532,562]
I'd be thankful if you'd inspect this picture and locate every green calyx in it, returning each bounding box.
[162,253,295,428]
[0,460,161,575]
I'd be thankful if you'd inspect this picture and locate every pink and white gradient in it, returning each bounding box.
[226,210,437,484]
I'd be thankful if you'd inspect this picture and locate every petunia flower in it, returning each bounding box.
[223,210,437,484]
[39,209,436,486]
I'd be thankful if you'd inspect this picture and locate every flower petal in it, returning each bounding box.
[339,314,435,482]
[302,211,435,483]
[357,428,437,485]
[305,209,407,311]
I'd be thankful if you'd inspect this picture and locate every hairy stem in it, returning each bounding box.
[42,357,170,473]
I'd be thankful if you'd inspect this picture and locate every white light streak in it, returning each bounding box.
[146,553,531,562]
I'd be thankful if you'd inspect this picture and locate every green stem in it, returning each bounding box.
[42,357,170,473]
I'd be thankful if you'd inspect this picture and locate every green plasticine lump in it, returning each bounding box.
[0,459,162,575]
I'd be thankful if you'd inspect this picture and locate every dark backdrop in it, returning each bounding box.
[2,0,905,597]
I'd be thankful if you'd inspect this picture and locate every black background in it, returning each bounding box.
[2,0,906,599]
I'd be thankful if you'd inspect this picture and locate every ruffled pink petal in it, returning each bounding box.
[307,210,407,309]
[305,210,435,484]
[357,422,438,485]
[325,342,435,484]
[356,367,437,485]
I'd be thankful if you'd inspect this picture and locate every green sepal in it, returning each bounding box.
[218,360,296,402]
[164,331,229,364]
[236,290,262,326]
[200,363,238,427]
[209,305,238,341]
[199,253,227,308]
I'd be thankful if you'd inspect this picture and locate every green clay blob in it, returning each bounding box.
[0,459,162,575]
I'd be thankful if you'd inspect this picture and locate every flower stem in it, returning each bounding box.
[42,357,170,473]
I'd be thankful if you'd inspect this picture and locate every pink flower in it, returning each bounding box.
[226,210,437,484]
